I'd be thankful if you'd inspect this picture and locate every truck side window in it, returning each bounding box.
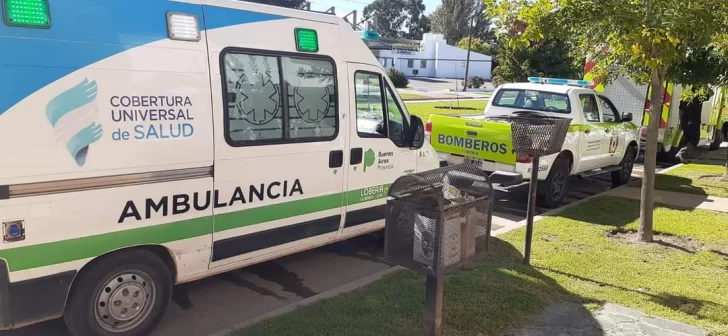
[222,51,338,146]
[580,94,600,122]
[354,72,386,138]
[597,96,620,123]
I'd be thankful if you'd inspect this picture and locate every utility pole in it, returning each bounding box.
[462,7,480,92]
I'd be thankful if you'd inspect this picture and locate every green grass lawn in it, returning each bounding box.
[236,196,728,336]
[631,148,728,198]
[398,92,429,100]
[404,100,487,120]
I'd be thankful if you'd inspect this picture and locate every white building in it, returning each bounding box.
[361,33,493,80]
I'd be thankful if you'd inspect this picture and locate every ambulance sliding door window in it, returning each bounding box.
[281,57,337,139]
[223,51,338,146]
[225,54,284,142]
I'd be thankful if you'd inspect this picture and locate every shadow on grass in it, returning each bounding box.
[538,266,728,325]
[438,238,605,335]
[555,193,712,228]
[239,237,605,336]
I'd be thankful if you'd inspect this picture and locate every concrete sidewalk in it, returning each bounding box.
[606,187,728,213]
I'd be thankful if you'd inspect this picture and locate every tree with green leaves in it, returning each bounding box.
[364,0,408,38]
[490,38,582,86]
[486,0,728,242]
[364,0,431,39]
[456,37,494,56]
[403,0,431,40]
[429,0,490,45]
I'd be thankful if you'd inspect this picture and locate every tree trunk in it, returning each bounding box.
[639,67,666,242]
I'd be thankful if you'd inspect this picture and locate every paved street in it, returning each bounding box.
[4,156,677,336]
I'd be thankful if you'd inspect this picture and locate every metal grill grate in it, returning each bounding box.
[508,115,572,156]
[384,164,493,276]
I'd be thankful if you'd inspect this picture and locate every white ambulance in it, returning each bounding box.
[0,0,438,335]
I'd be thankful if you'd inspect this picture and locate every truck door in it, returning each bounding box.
[577,93,608,170]
[342,62,417,235]
[209,49,346,268]
[597,95,628,165]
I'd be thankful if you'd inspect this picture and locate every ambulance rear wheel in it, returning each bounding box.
[537,157,570,208]
[64,249,173,336]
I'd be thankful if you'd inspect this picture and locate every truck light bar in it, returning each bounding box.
[527,77,593,88]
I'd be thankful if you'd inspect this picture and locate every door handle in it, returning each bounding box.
[350,148,363,165]
[605,128,611,133]
[329,150,344,168]
[584,129,591,134]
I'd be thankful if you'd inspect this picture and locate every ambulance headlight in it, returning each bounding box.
[167,12,201,42]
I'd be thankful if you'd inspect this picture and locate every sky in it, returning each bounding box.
[306,0,439,19]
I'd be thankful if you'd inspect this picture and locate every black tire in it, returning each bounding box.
[64,249,173,336]
[537,157,570,209]
[612,146,636,186]
[710,128,724,151]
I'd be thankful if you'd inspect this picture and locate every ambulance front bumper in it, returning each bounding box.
[0,258,76,330]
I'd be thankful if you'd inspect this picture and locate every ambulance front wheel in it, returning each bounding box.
[64,249,173,336]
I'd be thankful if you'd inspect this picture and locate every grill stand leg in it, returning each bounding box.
[424,275,444,336]
[524,156,540,265]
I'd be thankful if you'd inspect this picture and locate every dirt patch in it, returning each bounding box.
[607,229,704,254]
[697,174,728,184]
[433,106,478,110]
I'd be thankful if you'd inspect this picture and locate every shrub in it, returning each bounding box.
[387,68,409,88]
[467,76,486,88]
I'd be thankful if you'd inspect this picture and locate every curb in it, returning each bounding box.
[208,266,405,336]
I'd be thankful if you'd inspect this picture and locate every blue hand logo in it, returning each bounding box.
[45,79,103,166]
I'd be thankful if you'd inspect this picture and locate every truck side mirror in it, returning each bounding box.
[409,115,425,149]
[621,112,633,122]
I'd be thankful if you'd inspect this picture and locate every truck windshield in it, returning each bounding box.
[492,89,571,114]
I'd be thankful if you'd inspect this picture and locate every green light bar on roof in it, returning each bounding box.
[3,0,50,28]
[295,28,319,53]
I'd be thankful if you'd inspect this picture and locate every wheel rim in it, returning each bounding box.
[95,270,156,333]
[551,171,566,200]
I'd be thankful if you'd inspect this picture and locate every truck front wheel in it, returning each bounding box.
[611,146,636,186]
[537,157,570,208]
[64,249,173,336]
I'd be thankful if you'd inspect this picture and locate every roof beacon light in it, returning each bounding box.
[527,77,593,88]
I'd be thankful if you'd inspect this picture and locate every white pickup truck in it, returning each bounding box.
[427,77,640,207]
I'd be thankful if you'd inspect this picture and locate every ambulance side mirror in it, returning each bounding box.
[621,112,633,122]
[409,115,425,149]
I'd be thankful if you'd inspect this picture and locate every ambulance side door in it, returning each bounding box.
[209,47,346,269]
[342,62,417,235]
